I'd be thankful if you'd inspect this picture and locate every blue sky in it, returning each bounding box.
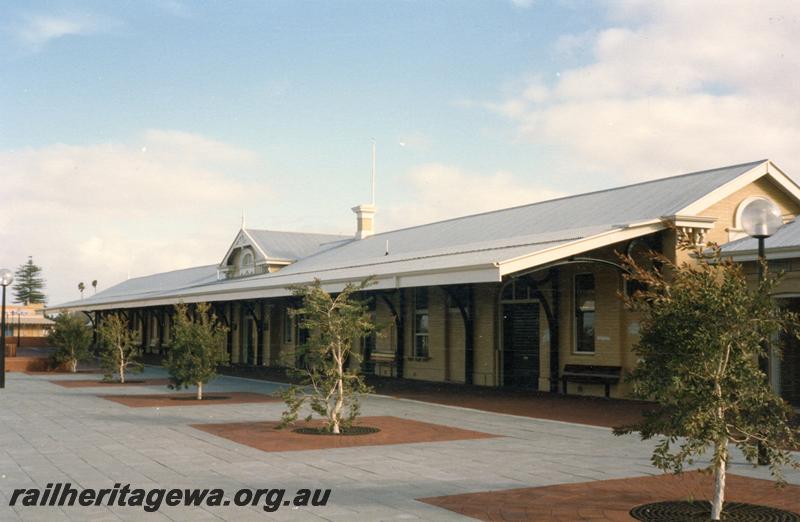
[1,1,602,200]
[2,0,800,303]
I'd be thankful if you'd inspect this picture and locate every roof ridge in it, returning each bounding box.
[365,159,767,239]
[245,228,350,238]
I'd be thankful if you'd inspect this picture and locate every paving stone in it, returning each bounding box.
[0,368,796,521]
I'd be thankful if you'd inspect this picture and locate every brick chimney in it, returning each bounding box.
[352,204,376,239]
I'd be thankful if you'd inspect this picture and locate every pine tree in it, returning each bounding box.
[12,257,46,305]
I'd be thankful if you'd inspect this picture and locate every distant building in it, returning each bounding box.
[50,160,800,403]
[4,304,54,349]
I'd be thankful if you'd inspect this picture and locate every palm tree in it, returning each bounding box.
[91,280,97,294]
[78,282,85,300]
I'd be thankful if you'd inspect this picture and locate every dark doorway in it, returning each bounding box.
[502,303,540,388]
[780,299,800,407]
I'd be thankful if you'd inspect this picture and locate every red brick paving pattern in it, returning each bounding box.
[374,382,651,429]
[191,416,498,452]
[100,392,281,408]
[420,471,800,521]
[51,378,171,388]
[215,367,652,429]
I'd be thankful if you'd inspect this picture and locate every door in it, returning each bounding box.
[503,303,540,388]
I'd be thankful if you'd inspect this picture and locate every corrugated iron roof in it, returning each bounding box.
[245,229,351,261]
[720,219,800,253]
[51,160,770,310]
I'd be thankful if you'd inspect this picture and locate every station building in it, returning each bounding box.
[50,159,800,402]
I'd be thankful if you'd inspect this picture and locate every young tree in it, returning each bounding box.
[48,313,92,372]
[78,282,85,300]
[96,314,142,383]
[279,278,376,434]
[13,256,46,305]
[165,302,228,400]
[615,239,800,521]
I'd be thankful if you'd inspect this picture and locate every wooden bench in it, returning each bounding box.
[561,364,622,398]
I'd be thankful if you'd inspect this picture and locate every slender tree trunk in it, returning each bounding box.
[331,346,344,434]
[70,358,77,373]
[197,381,203,400]
[711,441,727,520]
[119,345,125,383]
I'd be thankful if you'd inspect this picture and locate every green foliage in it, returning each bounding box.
[13,256,46,305]
[48,313,92,372]
[164,302,228,399]
[278,278,377,434]
[96,314,142,383]
[615,238,799,483]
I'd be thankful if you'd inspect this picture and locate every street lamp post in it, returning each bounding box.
[0,269,14,389]
[16,311,22,349]
[740,197,784,466]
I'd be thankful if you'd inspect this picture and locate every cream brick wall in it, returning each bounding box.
[268,304,285,366]
[373,294,397,377]
[277,304,296,367]
[403,287,447,382]
[230,302,241,364]
[472,283,498,386]
[447,306,466,383]
[700,177,800,246]
[261,304,271,366]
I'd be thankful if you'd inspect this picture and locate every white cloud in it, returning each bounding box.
[15,13,111,51]
[490,0,800,180]
[384,163,564,229]
[0,131,271,304]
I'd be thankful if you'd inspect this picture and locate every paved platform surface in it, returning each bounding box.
[1,367,797,521]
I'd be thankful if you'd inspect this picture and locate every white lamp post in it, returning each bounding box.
[741,198,784,281]
[740,197,784,465]
[0,269,14,389]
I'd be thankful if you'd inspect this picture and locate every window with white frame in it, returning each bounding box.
[413,288,429,358]
[574,273,596,353]
[239,250,255,276]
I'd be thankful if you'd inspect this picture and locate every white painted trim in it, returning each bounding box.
[678,160,800,216]
[48,266,503,312]
[497,222,665,276]
[660,215,716,229]
[722,247,800,262]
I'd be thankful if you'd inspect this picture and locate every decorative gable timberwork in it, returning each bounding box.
[218,229,349,280]
[219,230,270,279]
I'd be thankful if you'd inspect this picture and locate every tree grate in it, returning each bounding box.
[293,426,380,436]
[630,501,800,521]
